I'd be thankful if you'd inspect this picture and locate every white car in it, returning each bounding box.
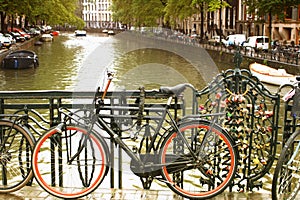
[0,34,12,48]
[222,34,246,47]
[243,36,269,51]
[4,33,16,44]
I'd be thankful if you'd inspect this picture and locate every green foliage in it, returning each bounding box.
[0,0,84,29]
[112,0,229,28]
[192,0,229,11]
[112,0,165,27]
[263,59,268,65]
[244,0,300,20]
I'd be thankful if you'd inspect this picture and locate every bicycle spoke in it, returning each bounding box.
[32,125,108,199]
[160,120,237,199]
[0,120,34,193]
[273,130,300,200]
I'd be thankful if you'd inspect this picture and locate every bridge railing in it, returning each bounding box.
[0,65,298,192]
[195,65,282,191]
[0,89,186,189]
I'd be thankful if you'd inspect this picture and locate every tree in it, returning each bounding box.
[0,0,85,32]
[163,0,228,36]
[191,0,229,38]
[111,0,229,32]
[111,0,165,28]
[164,0,195,30]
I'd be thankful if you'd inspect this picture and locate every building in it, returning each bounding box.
[80,0,300,44]
[189,0,300,45]
[81,0,114,29]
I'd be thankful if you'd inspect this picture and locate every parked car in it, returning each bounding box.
[242,36,269,51]
[222,34,246,47]
[23,27,41,37]
[7,28,31,40]
[0,34,12,48]
[208,35,222,46]
[3,33,16,44]
[8,32,26,42]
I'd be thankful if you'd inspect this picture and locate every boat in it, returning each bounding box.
[40,34,53,42]
[74,30,86,36]
[34,41,43,46]
[249,62,296,86]
[2,50,39,69]
[108,30,115,35]
[51,31,60,36]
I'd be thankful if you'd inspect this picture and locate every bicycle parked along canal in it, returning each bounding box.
[0,113,35,193]
[31,71,238,199]
[272,76,300,200]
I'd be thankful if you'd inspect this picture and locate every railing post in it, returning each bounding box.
[0,98,3,114]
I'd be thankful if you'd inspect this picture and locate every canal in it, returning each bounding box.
[0,31,235,92]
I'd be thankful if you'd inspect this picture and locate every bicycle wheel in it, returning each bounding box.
[0,119,35,193]
[32,125,109,199]
[159,119,238,199]
[272,129,300,200]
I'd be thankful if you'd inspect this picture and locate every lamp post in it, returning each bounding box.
[219,2,222,44]
[248,16,253,37]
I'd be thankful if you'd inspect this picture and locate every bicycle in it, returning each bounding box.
[0,114,35,193]
[32,72,238,199]
[272,76,300,200]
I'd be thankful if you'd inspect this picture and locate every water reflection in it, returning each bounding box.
[110,33,221,90]
[113,49,204,90]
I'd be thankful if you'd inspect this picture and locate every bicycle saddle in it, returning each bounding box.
[159,83,192,96]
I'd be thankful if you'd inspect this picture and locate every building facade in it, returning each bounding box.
[189,0,300,45]
[80,0,300,44]
[81,0,114,29]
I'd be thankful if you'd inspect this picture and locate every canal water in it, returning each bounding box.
[0,32,232,92]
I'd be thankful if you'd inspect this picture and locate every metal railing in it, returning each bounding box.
[0,89,185,189]
[1,65,298,192]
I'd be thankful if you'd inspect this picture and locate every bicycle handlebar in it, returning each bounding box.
[277,76,300,94]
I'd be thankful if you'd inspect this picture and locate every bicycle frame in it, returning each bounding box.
[60,95,225,175]
[55,72,230,188]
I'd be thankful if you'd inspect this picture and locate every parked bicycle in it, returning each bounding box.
[31,72,238,199]
[272,76,300,200]
[0,113,35,193]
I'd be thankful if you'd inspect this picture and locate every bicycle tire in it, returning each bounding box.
[159,119,238,199]
[32,125,109,199]
[272,129,300,200]
[0,119,35,193]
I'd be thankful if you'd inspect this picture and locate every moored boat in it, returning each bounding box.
[51,31,60,36]
[40,34,53,42]
[249,62,296,86]
[74,30,86,36]
[108,30,115,35]
[2,50,39,69]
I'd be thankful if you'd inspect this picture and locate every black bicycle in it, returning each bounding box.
[0,114,35,193]
[32,73,238,199]
[272,76,300,200]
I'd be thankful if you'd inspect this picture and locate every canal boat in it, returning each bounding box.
[74,30,86,36]
[40,34,53,42]
[108,30,115,35]
[249,62,296,86]
[51,31,60,36]
[2,50,39,69]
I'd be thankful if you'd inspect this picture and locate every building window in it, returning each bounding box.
[285,6,293,19]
